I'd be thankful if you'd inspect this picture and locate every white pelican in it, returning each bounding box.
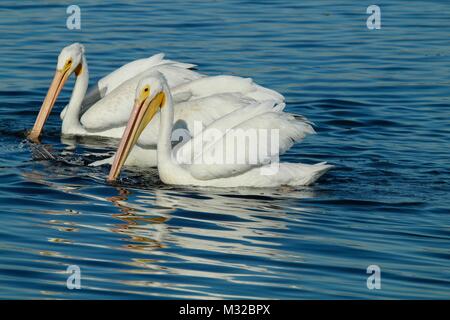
[28,43,202,141]
[107,75,332,187]
[84,74,284,142]
[88,92,258,167]
[87,74,285,167]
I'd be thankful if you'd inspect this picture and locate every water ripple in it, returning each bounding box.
[0,0,449,299]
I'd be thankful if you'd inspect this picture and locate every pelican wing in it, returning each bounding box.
[136,92,256,147]
[175,101,315,181]
[97,53,198,97]
[79,65,203,131]
[171,75,285,103]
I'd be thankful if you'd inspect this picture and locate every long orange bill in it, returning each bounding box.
[107,92,164,182]
[28,69,70,142]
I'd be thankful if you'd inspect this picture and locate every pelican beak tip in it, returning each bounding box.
[27,131,40,143]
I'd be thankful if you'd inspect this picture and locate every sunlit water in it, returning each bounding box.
[0,1,449,299]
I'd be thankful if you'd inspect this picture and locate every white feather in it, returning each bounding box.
[60,53,200,120]
[172,75,285,103]
[79,65,202,131]
[175,101,315,180]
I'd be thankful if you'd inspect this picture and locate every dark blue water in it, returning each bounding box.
[0,1,449,299]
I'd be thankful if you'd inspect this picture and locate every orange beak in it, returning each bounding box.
[28,68,71,142]
[107,92,165,182]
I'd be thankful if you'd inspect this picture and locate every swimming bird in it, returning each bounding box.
[107,74,332,187]
[88,91,260,167]
[87,72,285,167]
[28,43,202,141]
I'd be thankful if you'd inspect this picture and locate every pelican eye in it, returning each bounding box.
[142,86,150,96]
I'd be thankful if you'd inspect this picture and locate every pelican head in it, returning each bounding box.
[108,74,167,181]
[28,43,85,141]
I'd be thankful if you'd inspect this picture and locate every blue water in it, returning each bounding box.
[0,0,449,299]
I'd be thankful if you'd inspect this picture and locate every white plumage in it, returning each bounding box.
[177,101,316,181]
[88,75,287,167]
[30,43,285,161]
[83,75,284,137]
[28,43,202,142]
[59,52,199,120]
[107,74,332,188]
[90,92,280,167]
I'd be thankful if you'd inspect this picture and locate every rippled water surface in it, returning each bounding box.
[0,1,449,299]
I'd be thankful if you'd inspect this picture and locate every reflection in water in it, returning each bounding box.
[102,186,318,297]
[18,166,319,298]
[107,187,170,251]
[18,143,450,299]
[3,0,450,298]
[107,186,319,278]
